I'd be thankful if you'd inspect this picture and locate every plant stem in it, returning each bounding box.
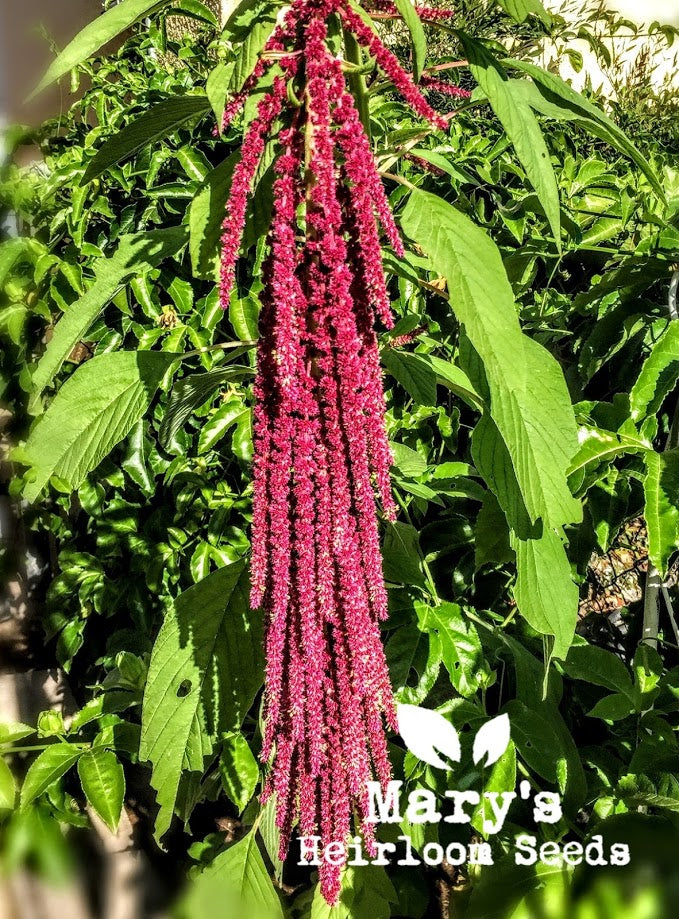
[182,340,257,360]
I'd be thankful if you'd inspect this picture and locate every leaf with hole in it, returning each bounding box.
[140,560,264,840]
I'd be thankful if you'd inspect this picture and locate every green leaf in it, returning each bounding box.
[506,60,665,200]
[21,351,177,502]
[387,622,442,705]
[381,348,437,406]
[643,449,679,578]
[475,491,513,568]
[416,601,485,696]
[567,425,648,493]
[30,0,171,98]
[512,525,579,660]
[426,355,483,409]
[588,693,636,722]
[172,0,219,25]
[311,867,397,919]
[160,365,254,450]
[504,700,563,783]
[21,743,82,807]
[198,398,249,454]
[257,798,283,883]
[630,324,679,423]
[230,298,260,342]
[78,749,125,833]
[189,153,238,279]
[496,0,550,24]
[382,522,426,585]
[219,732,259,813]
[390,442,427,479]
[178,832,283,919]
[140,561,264,840]
[562,641,635,697]
[393,0,426,82]
[228,12,278,96]
[402,190,581,529]
[0,759,16,811]
[207,62,236,127]
[81,96,210,184]
[459,35,561,246]
[30,226,187,407]
[0,722,35,745]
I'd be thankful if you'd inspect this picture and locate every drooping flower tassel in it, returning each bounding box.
[218,0,447,903]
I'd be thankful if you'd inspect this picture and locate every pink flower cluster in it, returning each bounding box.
[368,0,456,21]
[218,0,447,904]
[421,73,471,99]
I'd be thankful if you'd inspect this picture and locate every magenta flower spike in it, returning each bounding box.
[217,0,447,902]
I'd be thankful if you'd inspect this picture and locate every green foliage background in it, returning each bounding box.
[1,0,678,916]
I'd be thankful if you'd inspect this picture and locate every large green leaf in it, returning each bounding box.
[226,7,278,95]
[189,154,238,279]
[30,0,172,98]
[402,190,581,529]
[178,832,283,919]
[630,324,679,423]
[21,744,82,807]
[140,561,264,840]
[506,60,665,200]
[30,226,187,408]
[460,34,561,246]
[394,0,427,82]
[20,351,177,502]
[78,749,125,833]
[81,96,210,184]
[644,449,679,578]
[512,526,579,660]
[473,414,578,657]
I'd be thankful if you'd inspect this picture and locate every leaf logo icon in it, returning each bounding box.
[472,713,511,767]
[397,704,461,770]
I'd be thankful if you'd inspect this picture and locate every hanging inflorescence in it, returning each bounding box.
[218,0,459,902]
